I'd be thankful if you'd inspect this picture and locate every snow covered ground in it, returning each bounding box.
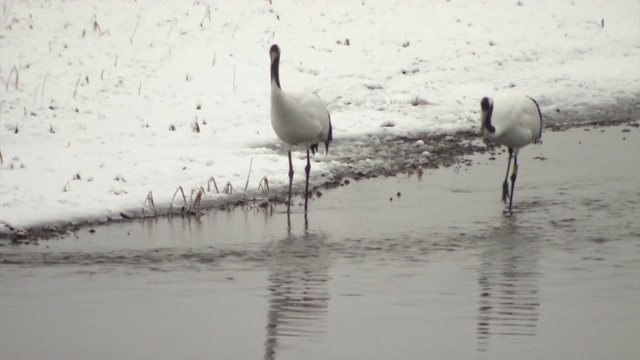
[1,0,639,231]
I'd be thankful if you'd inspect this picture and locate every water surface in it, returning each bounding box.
[1,125,639,360]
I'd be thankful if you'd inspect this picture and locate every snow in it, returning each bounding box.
[1,0,639,231]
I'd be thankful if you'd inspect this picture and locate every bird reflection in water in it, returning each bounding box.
[476,217,541,354]
[264,213,330,360]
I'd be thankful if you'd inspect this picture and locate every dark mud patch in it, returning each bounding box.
[323,129,485,184]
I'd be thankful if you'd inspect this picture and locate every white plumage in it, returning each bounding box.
[269,44,332,213]
[480,93,542,213]
[270,89,330,150]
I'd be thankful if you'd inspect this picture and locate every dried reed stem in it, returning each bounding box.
[130,17,139,43]
[207,177,219,193]
[200,6,211,27]
[41,73,48,98]
[167,18,176,37]
[243,158,252,195]
[5,65,19,91]
[171,186,188,209]
[73,74,82,98]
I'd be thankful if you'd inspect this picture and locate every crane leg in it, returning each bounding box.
[508,155,519,213]
[287,151,294,213]
[304,149,311,212]
[502,148,513,203]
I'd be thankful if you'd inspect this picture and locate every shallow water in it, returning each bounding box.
[1,125,639,359]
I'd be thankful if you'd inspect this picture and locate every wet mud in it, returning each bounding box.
[2,116,638,242]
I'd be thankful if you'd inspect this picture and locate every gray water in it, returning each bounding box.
[1,125,639,360]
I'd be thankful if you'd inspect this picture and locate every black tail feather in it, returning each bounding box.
[325,112,333,155]
[526,96,543,144]
[311,112,332,156]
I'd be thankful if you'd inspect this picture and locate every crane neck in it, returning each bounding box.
[270,55,281,89]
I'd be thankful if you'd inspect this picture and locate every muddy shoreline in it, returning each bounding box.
[1,117,637,244]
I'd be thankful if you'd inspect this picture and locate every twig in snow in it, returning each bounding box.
[212,51,216,67]
[243,158,253,195]
[41,73,48,99]
[207,177,219,193]
[189,188,204,211]
[167,18,177,37]
[231,22,240,40]
[73,74,82,98]
[130,16,139,43]
[90,14,110,36]
[0,149,3,165]
[222,182,234,195]
[138,80,142,95]
[170,186,205,215]
[193,119,200,133]
[5,65,19,91]
[200,6,211,27]
[144,191,155,209]
[92,15,103,35]
[258,176,270,193]
[171,186,188,209]
[3,1,16,25]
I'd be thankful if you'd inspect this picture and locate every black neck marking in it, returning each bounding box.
[270,51,281,89]
[481,97,495,133]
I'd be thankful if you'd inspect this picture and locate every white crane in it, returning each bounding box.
[480,93,542,213]
[269,44,333,213]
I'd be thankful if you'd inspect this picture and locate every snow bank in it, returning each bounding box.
[1,0,639,230]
